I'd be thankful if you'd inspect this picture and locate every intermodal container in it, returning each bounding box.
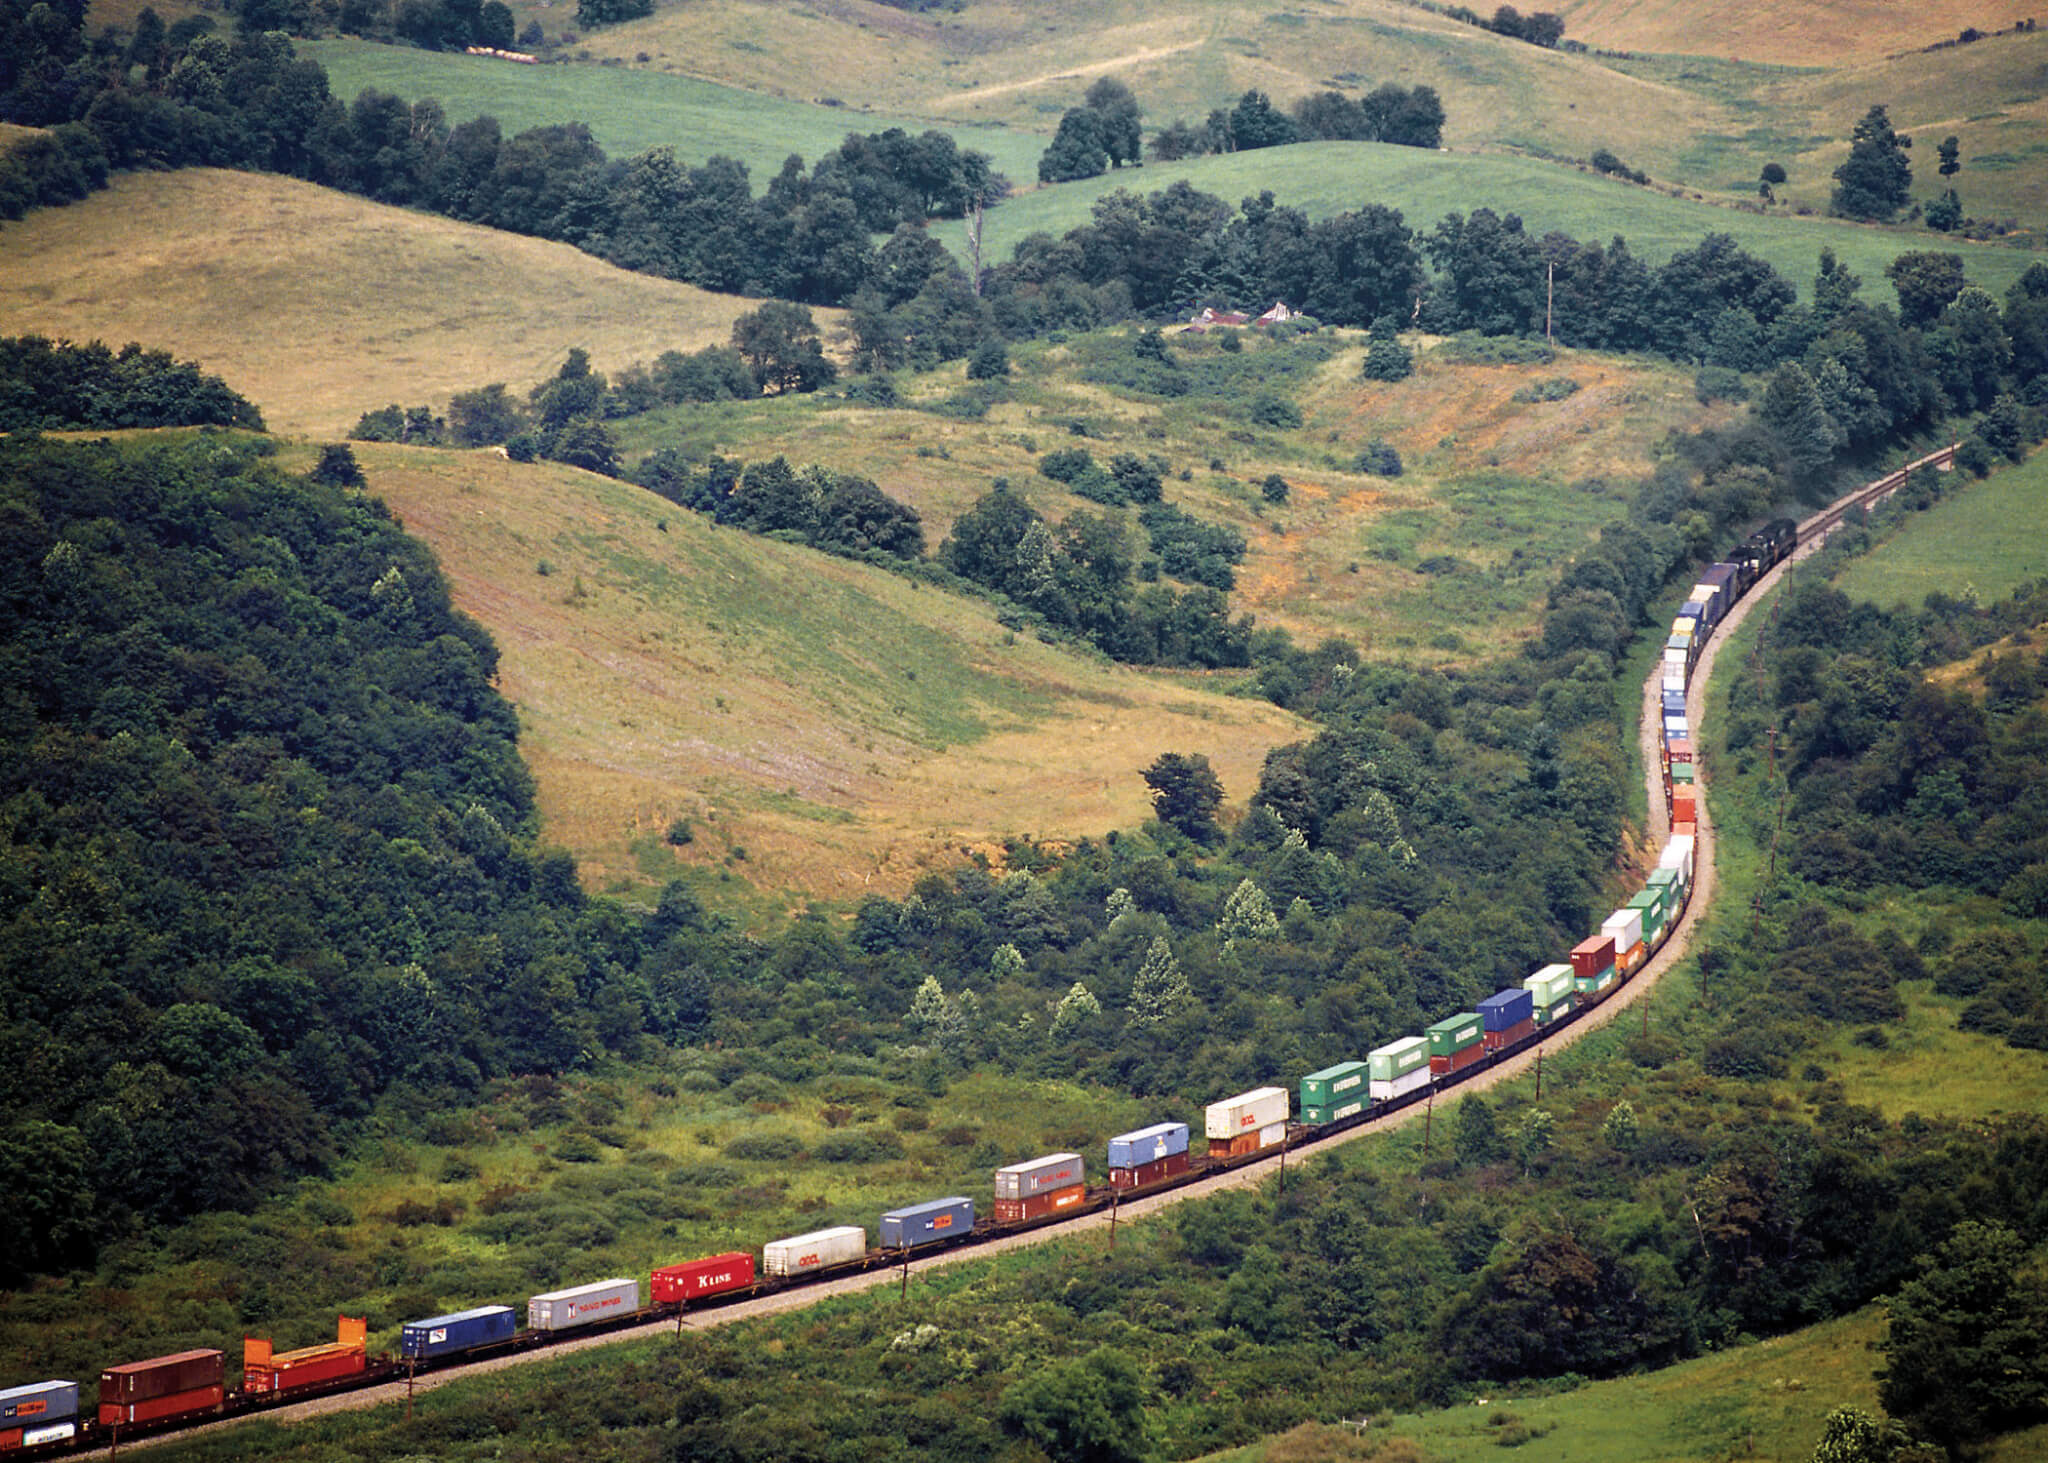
[1535,993,1575,1025]
[1204,1087,1289,1140]
[99,1352,224,1427]
[1210,1122,1288,1158]
[1301,1094,1368,1125]
[762,1226,866,1277]
[22,1422,76,1447]
[0,1383,76,1426]
[1107,1121,1189,1170]
[1664,716,1689,741]
[1679,599,1706,626]
[1661,691,1687,717]
[1700,562,1737,591]
[1477,987,1533,1032]
[1571,934,1616,980]
[1425,1013,1484,1057]
[1484,1016,1535,1053]
[995,1184,1087,1223]
[1662,649,1689,677]
[1673,818,1696,837]
[1107,1151,1190,1190]
[1300,1061,1369,1110]
[1666,737,1693,764]
[880,1196,973,1249]
[652,1253,754,1305]
[1428,1043,1486,1077]
[1615,940,1646,975]
[1602,906,1644,952]
[1661,673,1687,697]
[995,1153,1084,1200]
[1659,834,1695,883]
[1670,618,1698,645]
[1368,1036,1430,1100]
[242,1318,367,1395]
[529,1278,639,1333]
[1524,964,1574,1008]
[1671,760,1695,785]
[399,1305,517,1360]
[0,1426,16,1452]
[1672,788,1698,823]
[1665,631,1693,656]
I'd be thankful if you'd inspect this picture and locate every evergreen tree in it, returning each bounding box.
[1128,936,1193,1025]
[1831,105,1913,221]
[1217,878,1279,942]
[1048,982,1102,1039]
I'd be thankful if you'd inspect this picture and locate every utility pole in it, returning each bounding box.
[1421,1088,1435,1159]
[405,1357,416,1423]
[1545,260,1555,344]
[1108,1188,1119,1250]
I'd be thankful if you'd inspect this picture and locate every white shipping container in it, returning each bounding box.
[1257,1122,1286,1149]
[995,1153,1084,1199]
[763,1225,867,1277]
[23,1423,76,1447]
[1204,1086,1289,1139]
[1662,674,1687,695]
[1368,1065,1432,1102]
[1601,906,1644,951]
[1659,834,1696,884]
[527,1278,639,1332]
[1523,962,1575,1005]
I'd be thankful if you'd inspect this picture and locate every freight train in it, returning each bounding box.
[1,522,1797,1458]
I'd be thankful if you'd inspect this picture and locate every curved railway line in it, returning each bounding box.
[62,444,1958,1458]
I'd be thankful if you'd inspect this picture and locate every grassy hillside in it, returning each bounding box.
[0,170,773,439]
[302,37,1048,185]
[960,140,2040,301]
[1556,0,2043,64]
[1831,452,2048,609]
[342,441,1308,907]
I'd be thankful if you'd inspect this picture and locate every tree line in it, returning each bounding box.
[0,334,264,430]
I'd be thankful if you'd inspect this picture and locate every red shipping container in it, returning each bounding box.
[0,1426,20,1452]
[1108,1152,1190,1190]
[994,1184,1087,1224]
[1427,1044,1486,1077]
[1571,934,1616,981]
[101,1350,222,1419]
[1673,819,1695,836]
[651,1252,754,1306]
[1207,1130,1279,1159]
[1483,1017,1535,1053]
[100,1386,223,1428]
[1667,738,1693,764]
[1672,790,1697,822]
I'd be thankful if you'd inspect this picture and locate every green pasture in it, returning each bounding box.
[302,39,1047,184]
[970,142,2040,302]
[1831,452,2048,609]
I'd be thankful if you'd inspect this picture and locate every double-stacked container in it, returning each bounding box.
[242,1317,368,1396]
[98,1351,224,1428]
[1368,1037,1430,1100]
[1299,1060,1370,1125]
[1205,1087,1289,1157]
[1425,1013,1485,1076]
[529,1279,639,1333]
[652,1252,755,1306]
[1602,907,1646,975]
[1,1382,78,1450]
[1570,934,1616,998]
[1106,1121,1190,1189]
[763,1225,867,1277]
[1477,987,1535,1052]
[880,1197,974,1249]
[1523,963,1576,1024]
[1627,887,1669,951]
[400,1306,517,1361]
[1659,833,1696,886]
[1672,785,1698,825]
[994,1153,1086,1222]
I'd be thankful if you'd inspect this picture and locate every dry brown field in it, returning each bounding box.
[0,169,787,439]
[342,444,1308,908]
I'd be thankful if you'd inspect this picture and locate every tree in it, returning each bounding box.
[310,442,365,487]
[1832,105,1913,221]
[1454,1094,1504,1165]
[731,301,837,394]
[1084,78,1144,168]
[448,382,523,446]
[1048,981,1102,1040]
[1937,134,1960,179]
[1143,752,1223,841]
[1809,1405,1923,1463]
[1128,936,1193,1024]
[1039,108,1109,184]
[1877,1221,2048,1448]
[1885,251,1966,327]
[1362,317,1414,381]
[1925,190,1962,232]
[997,1346,1147,1463]
[1217,878,1279,942]
[1601,1098,1639,1153]
[966,338,1009,380]
[575,0,650,26]
[1227,90,1298,151]
[1517,1108,1554,1171]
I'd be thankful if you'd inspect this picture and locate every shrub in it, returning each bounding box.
[1355,441,1403,477]
[724,1131,805,1161]
[1511,376,1581,403]
[1247,393,1303,428]
[1261,473,1289,504]
[1039,446,1096,483]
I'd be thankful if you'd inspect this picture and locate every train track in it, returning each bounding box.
[1799,442,1958,546]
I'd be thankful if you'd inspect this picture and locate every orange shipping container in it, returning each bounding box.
[243,1318,367,1396]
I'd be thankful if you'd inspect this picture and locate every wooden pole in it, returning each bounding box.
[898,1247,909,1300]
[1277,1132,1287,1196]
[405,1356,416,1423]
[1421,1088,1435,1159]
[1535,1047,1542,1100]
[1108,1188,1119,1250]
[1545,260,1554,344]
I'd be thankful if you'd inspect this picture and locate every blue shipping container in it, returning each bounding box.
[1107,1122,1189,1170]
[1476,987,1534,1031]
[0,1380,77,1424]
[879,1197,974,1249]
[401,1305,517,1359]
[1661,690,1686,714]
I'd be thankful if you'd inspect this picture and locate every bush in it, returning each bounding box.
[1361,332,1413,382]
[1039,446,1096,483]
[1511,376,1580,403]
[724,1131,806,1161]
[843,375,900,407]
[813,1128,907,1162]
[1355,441,1403,477]
[1695,366,1749,403]
[967,339,1011,380]
[1261,473,1289,504]
[1247,393,1303,428]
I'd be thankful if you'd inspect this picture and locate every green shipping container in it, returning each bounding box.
[1300,1061,1369,1109]
[1535,994,1574,1025]
[1425,1014,1484,1056]
[1303,1098,1367,1126]
[1368,1038,1429,1081]
[1671,761,1696,784]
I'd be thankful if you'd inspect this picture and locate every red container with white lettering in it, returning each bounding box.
[994,1184,1087,1224]
[652,1252,755,1305]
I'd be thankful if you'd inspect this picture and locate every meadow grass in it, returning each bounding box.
[352,440,1308,906]
[1830,452,2048,609]
[0,169,770,439]
[964,141,2040,300]
[303,37,1048,185]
